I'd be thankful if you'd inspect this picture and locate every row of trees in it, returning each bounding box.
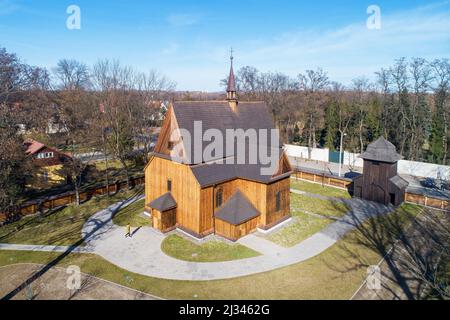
[227,58,449,165]
[1,45,449,212]
[0,47,175,211]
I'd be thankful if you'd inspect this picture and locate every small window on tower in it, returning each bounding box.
[276,191,281,212]
[168,141,174,150]
[216,189,223,208]
[167,179,172,192]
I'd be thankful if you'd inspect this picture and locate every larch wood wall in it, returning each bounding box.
[152,208,177,233]
[145,156,202,234]
[146,156,291,238]
[265,178,290,227]
[198,177,291,235]
[214,216,259,241]
[361,160,397,205]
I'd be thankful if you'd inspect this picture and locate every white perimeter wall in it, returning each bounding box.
[284,145,329,162]
[397,160,450,180]
[285,144,450,180]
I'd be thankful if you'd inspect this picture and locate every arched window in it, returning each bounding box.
[167,179,172,192]
[216,189,223,208]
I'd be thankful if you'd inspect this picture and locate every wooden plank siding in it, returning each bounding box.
[145,156,202,235]
[293,169,353,190]
[405,192,449,210]
[198,177,291,236]
[265,178,290,227]
[153,106,187,161]
[199,187,215,236]
[152,208,177,233]
[215,216,259,241]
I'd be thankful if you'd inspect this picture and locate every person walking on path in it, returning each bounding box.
[125,224,131,238]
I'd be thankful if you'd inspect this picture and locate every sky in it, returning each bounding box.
[1,0,449,91]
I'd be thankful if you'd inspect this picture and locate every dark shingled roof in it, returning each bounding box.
[172,101,277,165]
[214,190,260,225]
[160,100,291,186]
[148,192,177,212]
[190,158,291,187]
[360,137,402,163]
[389,175,409,190]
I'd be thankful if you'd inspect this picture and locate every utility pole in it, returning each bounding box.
[338,132,346,177]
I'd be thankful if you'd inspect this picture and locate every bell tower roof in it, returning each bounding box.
[227,48,236,93]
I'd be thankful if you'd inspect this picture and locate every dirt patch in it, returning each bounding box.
[0,263,160,300]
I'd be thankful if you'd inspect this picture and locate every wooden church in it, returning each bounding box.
[353,137,408,206]
[144,56,292,240]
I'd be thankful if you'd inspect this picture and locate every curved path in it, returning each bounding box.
[80,194,391,280]
[0,194,392,281]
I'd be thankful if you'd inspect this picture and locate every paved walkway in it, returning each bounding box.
[0,194,392,281]
[0,244,93,253]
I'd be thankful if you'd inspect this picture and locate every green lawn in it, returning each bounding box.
[262,192,339,247]
[112,199,150,227]
[291,193,349,218]
[93,159,132,171]
[0,203,422,299]
[0,189,143,246]
[264,212,333,247]
[291,179,351,199]
[161,234,260,262]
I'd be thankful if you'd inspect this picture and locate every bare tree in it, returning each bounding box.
[375,68,392,137]
[352,77,373,153]
[408,58,433,160]
[298,68,329,158]
[54,59,91,90]
[389,57,410,156]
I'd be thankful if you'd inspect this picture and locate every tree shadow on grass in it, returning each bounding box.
[0,188,143,300]
[0,205,68,243]
[324,200,449,300]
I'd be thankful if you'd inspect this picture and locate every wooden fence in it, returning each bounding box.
[293,168,449,211]
[405,192,450,211]
[0,176,145,224]
[293,169,353,190]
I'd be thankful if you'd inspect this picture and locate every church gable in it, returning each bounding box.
[154,105,188,162]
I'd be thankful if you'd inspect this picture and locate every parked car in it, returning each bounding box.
[422,178,436,189]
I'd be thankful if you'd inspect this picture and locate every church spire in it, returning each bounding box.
[226,48,238,112]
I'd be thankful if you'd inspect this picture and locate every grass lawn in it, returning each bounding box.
[93,159,132,171]
[112,199,150,228]
[264,213,333,247]
[0,203,422,299]
[161,234,260,262]
[291,179,351,199]
[0,188,143,246]
[291,193,349,218]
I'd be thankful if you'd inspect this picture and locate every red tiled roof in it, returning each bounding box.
[23,138,72,159]
[24,139,45,155]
